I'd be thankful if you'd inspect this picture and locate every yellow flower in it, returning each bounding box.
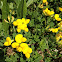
[4,41,11,46]
[11,42,19,48]
[43,9,48,15]
[55,28,58,33]
[52,28,58,33]
[16,46,22,52]
[4,37,12,46]
[22,47,28,54]
[15,34,23,43]
[27,47,32,53]
[24,28,29,32]
[43,8,54,16]
[17,28,21,33]
[13,18,30,32]
[49,28,58,33]
[17,24,27,30]
[6,37,11,41]
[25,19,30,24]
[47,10,54,16]
[50,11,54,15]
[13,21,17,26]
[45,8,48,12]
[20,24,27,30]
[58,27,60,30]
[54,14,61,21]
[16,19,21,22]
[25,53,30,58]
[59,7,62,11]
[20,43,28,48]
[21,18,26,24]
[54,14,59,19]
[16,19,22,26]
[43,0,47,3]
[56,18,61,21]
[22,37,27,42]
[47,10,51,15]
[15,34,27,43]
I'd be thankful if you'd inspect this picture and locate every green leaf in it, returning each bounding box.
[27,0,33,7]
[0,1,3,9]
[9,3,14,9]
[23,0,27,18]
[17,0,23,18]
[26,0,38,7]
[0,22,2,30]
[2,0,9,35]
[34,56,43,62]
[20,57,26,62]
[14,0,21,7]
[39,38,49,51]
[60,0,62,2]
[31,45,35,51]
[49,22,54,27]
[29,19,34,27]
[0,42,3,46]
[0,14,1,19]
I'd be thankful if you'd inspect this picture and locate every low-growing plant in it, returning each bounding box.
[0,0,62,62]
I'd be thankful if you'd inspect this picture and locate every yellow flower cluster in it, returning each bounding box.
[41,1,62,21]
[13,18,30,32]
[15,34,27,43]
[41,0,62,46]
[59,7,62,12]
[4,34,32,58]
[4,37,12,46]
[49,20,62,46]
[54,14,61,21]
[12,43,32,58]
[49,28,58,33]
[43,8,54,16]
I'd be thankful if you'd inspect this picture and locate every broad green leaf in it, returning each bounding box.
[2,0,9,35]
[17,0,23,18]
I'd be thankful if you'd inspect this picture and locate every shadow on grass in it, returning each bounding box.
[0,49,5,62]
